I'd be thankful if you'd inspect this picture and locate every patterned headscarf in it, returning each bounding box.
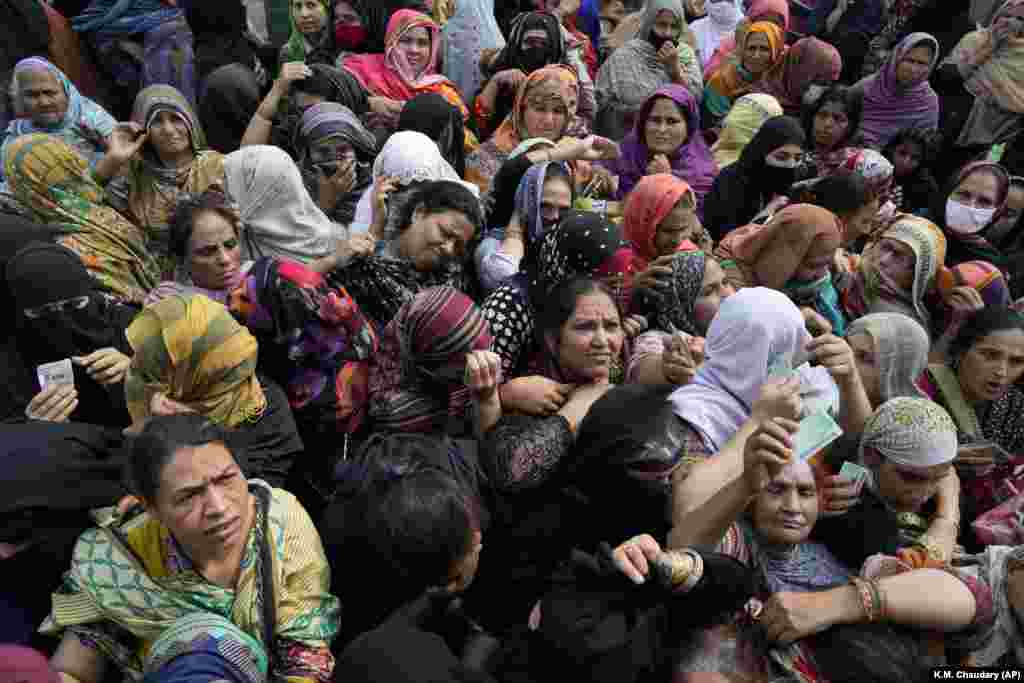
[369,286,492,433]
[294,102,377,225]
[3,134,160,304]
[3,57,116,176]
[143,613,268,683]
[656,250,707,335]
[859,398,958,481]
[949,0,1024,114]
[492,64,580,153]
[529,210,631,310]
[116,85,224,270]
[711,93,783,168]
[845,215,946,329]
[937,260,1011,308]
[513,161,574,247]
[822,147,895,201]
[846,313,930,404]
[125,293,267,428]
[623,173,708,266]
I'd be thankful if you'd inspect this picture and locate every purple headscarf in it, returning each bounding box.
[858,32,940,149]
[603,84,719,213]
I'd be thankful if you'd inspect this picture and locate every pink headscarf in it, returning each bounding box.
[859,32,940,149]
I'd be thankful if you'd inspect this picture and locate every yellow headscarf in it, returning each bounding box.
[706,22,786,100]
[125,293,266,428]
[711,93,784,168]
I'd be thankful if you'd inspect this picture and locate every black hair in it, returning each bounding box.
[802,85,863,150]
[949,306,1024,362]
[810,623,926,682]
[127,414,240,501]
[292,68,342,99]
[396,180,483,236]
[792,175,871,217]
[168,188,240,264]
[537,276,622,340]
[882,127,943,171]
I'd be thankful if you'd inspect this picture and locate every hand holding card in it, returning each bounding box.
[794,411,843,462]
[37,359,74,391]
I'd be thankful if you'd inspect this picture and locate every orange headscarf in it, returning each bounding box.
[706,22,786,101]
[623,174,710,266]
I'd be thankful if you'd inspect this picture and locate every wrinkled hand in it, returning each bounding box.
[612,534,662,584]
[107,122,147,164]
[73,348,131,386]
[622,314,648,338]
[26,384,78,422]
[465,350,502,402]
[496,68,528,93]
[646,153,672,176]
[806,333,856,380]
[946,285,986,317]
[274,61,311,92]
[335,232,377,263]
[744,416,798,494]
[656,39,680,70]
[557,135,621,162]
[588,166,619,196]
[500,375,575,415]
[821,475,861,515]
[663,332,699,385]
[632,254,675,292]
[761,591,839,645]
[801,307,833,337]
[751,375,802,423]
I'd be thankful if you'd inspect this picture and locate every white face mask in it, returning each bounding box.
[945,199,996,235]
[708,1,740,24]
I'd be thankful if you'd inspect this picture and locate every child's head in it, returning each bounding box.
[883,128,941,179]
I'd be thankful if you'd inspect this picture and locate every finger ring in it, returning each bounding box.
[746,599,764,622]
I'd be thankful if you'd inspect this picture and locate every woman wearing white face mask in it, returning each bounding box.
[931,160,1011,270]
[690,0,743,68]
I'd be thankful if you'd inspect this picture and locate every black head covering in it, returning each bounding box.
[6,242,136,365]
[569,384,684,550]
[736,115,807,173]
[398,93,467,177]
[184,0,257,80]
[488,11,567,76]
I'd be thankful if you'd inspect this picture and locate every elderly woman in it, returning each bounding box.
[342,10,468,135]
[124,293,305,488]
[703,21,786,128]
[1,58,115,186]
[475,10,596,141]
[710,92,782,169]
[668,398,992,678]
[840,215,947,334]
[715,204,848,335]
[595,0,703,141]
[368,286,501,437]
[105,85,225,277]
[846,313,931,409]
[293,102,377,227]
[600,85,718,210]
[703,0,790,76]
[327,179,483,328]
[465,64,581,196]
[852,32,941,149]
[4,134,160,304]
[42,413,340,683]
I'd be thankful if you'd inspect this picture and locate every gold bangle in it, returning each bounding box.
[850,577,877,622]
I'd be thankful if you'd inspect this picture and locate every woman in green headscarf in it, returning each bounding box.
[280,0,337,67]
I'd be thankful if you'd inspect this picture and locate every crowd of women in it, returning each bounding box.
[1,0,1024,681]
